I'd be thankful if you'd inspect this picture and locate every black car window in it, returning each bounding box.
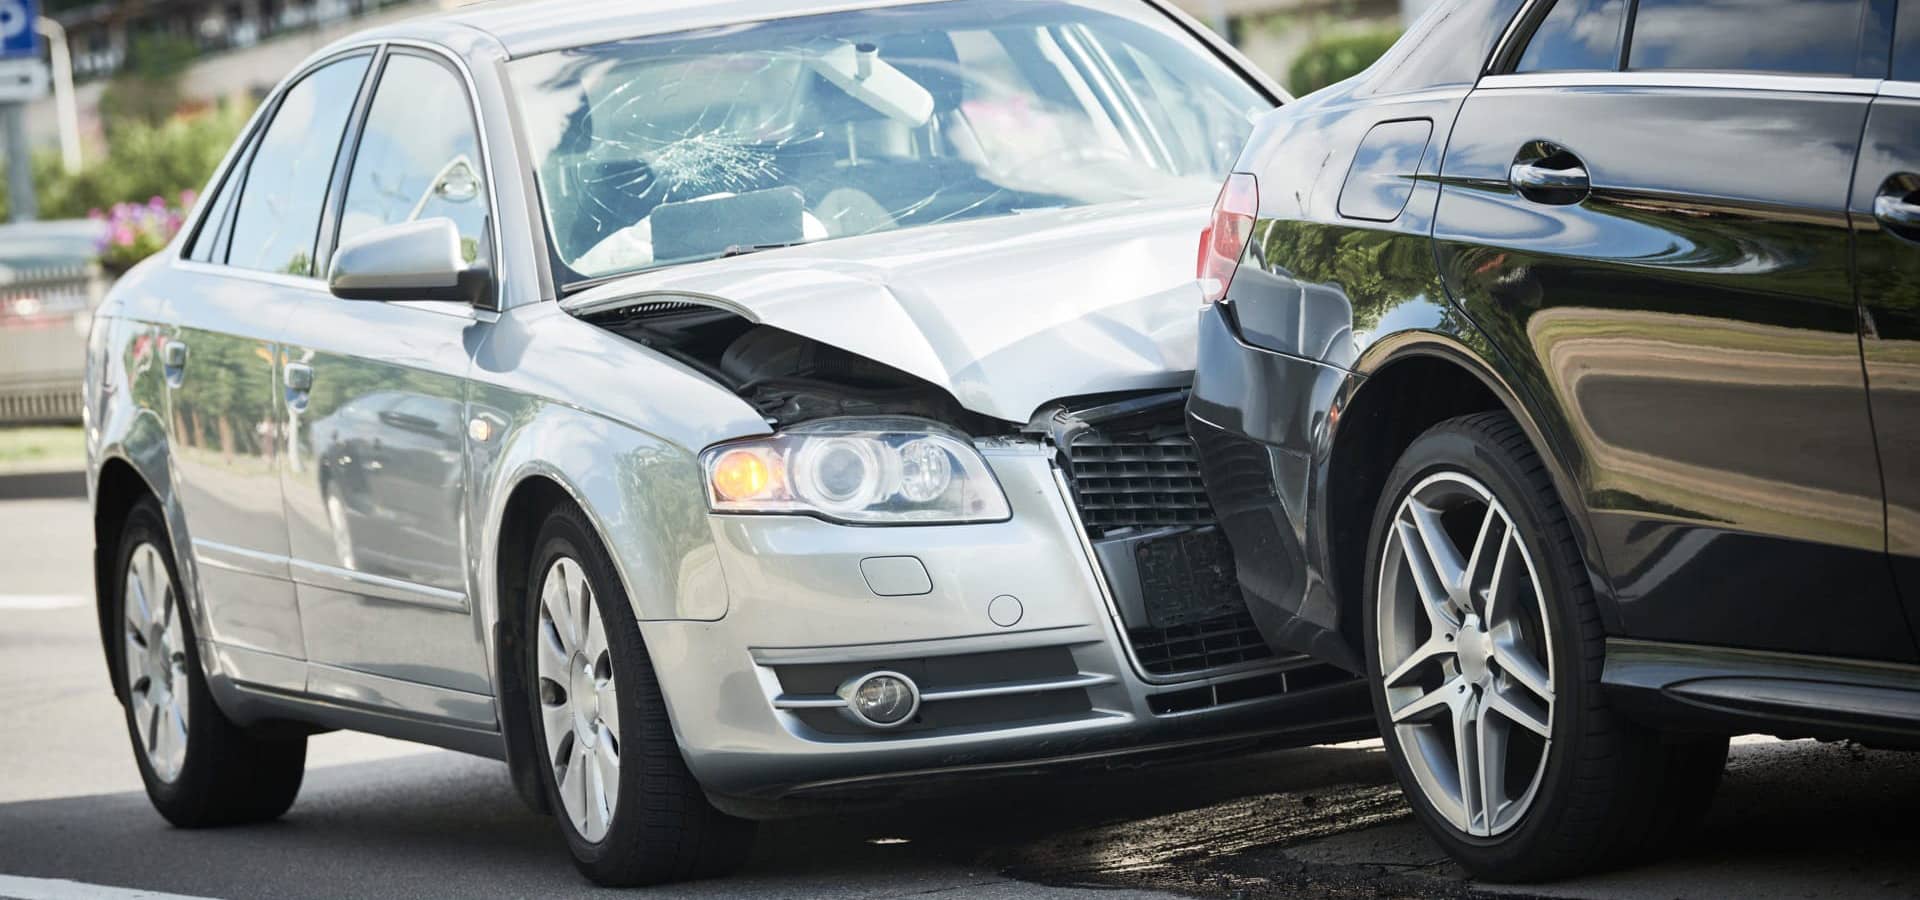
[337,54,491,269]
[1627,0,1867,76]
[1515,0,1627,72]
[227,55,371,276]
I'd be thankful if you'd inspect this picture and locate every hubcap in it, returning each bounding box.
[123,542,189,783]
[535,556,620,843]
[1375,472,1555,837]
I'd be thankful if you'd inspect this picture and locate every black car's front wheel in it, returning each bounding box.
[1362,413,1726,880]
[524,504,753,886]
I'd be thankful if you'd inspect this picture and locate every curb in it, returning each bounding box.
[0,468,87,501]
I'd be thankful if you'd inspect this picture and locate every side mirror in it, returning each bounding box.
[328,218,489,305]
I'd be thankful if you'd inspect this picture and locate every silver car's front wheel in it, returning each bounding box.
[1376,471,1555,837]
[123,541,191,783]
[523,504,753,886]
[536,556,621,844]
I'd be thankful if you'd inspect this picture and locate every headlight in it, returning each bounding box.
[701,418,1010,524]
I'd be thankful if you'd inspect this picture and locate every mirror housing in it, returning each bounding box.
[328,218,489,306]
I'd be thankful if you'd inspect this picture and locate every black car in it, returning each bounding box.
[1188,0,1920,880]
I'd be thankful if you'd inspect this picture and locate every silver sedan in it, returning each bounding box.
[82,0,1370,885]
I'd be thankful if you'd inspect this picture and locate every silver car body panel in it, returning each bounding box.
[84,0,1364,810]
[562,198,1208,424]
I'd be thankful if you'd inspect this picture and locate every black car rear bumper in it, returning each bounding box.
[1186,303,1364,673]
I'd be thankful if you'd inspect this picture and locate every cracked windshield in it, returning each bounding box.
[507,0,1271,284]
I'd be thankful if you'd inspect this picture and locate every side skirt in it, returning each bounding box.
[1602,638,1920,749]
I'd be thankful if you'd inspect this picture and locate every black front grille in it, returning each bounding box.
[1060,414,1275,678]
[1065,437,1213,538]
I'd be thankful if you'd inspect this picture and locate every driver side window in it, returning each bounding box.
[337,53,490,269]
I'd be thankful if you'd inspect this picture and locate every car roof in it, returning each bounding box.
[384,0,953,59]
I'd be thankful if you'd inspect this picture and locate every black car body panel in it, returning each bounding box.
[1192,0,1920,739]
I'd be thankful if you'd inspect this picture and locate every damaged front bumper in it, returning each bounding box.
[638,437,1371,811]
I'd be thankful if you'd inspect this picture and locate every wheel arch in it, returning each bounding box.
[1326,332,1617,660]
[91,432,182,706]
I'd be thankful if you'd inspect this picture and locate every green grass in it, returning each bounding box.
[0,425,85,471]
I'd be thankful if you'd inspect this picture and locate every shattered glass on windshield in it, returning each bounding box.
[508,0,1271,283]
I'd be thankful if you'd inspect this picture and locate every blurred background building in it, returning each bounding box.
[16,0,1402,161]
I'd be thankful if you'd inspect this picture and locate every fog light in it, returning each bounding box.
[842,671,919,729]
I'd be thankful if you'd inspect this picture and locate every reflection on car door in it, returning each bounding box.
[1852,13,1920,646]
[1433,0,1914,661]
[166,51,374,691]
[277,49,495,723]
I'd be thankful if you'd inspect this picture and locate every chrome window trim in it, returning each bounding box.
[1881,81,1920,99]
[173,259,331,292]
[1485,0,1555,75]
[1478,71,1886,96]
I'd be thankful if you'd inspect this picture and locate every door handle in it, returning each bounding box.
[1510,160,1590,204]
[1509,142,1590,205]
[284,362,314,414]
[284,362,314,392]
[1874,185,1920,238]
[161,339,187,388]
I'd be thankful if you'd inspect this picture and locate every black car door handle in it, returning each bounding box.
[1510,160,1590,202]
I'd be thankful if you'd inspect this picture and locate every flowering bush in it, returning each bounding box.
[92,191,195,274]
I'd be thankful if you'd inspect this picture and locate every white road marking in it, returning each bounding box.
[0,595,86,611]
[0,874,222,900]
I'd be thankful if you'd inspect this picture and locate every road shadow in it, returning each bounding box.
[0,739,1395,898]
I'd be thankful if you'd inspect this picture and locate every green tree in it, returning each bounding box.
[1287,29,1402,97]
[98,33,200,132]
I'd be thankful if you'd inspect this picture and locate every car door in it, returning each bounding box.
[166,51,375,691]
[1853,3,1920,645]
[1433,0,1916,661]
[278,48,495,717]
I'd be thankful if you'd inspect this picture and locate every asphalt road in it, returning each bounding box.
[2,495,1917,899]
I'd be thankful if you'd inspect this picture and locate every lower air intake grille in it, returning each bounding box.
[1128,608,1272,676]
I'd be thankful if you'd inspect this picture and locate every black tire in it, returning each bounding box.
[1360,412,1727,881]
[112,498,307,827]
[523,503,754,886]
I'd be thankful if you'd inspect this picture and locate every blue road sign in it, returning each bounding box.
[0,0,40,59]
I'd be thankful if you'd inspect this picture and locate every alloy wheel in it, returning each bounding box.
[124,542,190,783]
[1376,472,1555,837]
[536,556,621,843]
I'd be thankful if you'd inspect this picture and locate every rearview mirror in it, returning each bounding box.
[328,218,489,306]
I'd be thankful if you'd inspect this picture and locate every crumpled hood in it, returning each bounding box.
[563,196,1211,424]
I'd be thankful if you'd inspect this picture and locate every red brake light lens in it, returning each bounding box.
[1197,172,1258,305]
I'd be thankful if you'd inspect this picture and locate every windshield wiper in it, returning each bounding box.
[719,240,813,259]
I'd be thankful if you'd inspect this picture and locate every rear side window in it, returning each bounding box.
[1515,0,1627,72]
[227,55,371,275]
[186,142,247,263]
[1627,0,1868,76]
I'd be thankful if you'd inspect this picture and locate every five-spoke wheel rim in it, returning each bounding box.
[536,556,621,843]
[124,542,189,783]
[1376,472,1555,837]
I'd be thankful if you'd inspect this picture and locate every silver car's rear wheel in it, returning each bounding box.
[536,556,621,844]
[1375,471,1555,838]
[123,541,190,783]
